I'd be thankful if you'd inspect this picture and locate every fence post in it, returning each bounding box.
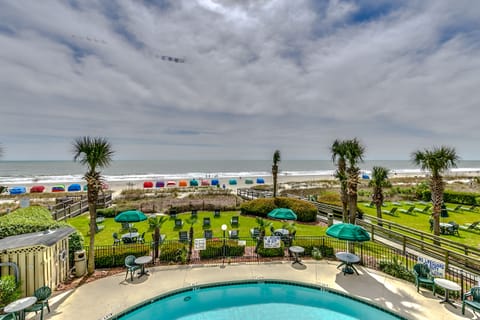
[445,251,449,270]
[402,236,406,255]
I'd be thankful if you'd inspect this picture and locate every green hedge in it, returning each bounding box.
[240,197,317,222]
[0,206,66,238]
[93,245,150,268]
[293,239,334,257]
[418,190,480,205]
[256,242,285,257]
[0,275,21,308]
[96,207,117,218]
[199,240,245,259]
[159,242,187,264]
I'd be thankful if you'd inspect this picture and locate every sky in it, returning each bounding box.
[1,0,480,161]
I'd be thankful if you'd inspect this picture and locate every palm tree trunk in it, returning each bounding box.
[431,177,444,244]
[87,183,98,274]
[154,227,160,260]
[340,186,348,223]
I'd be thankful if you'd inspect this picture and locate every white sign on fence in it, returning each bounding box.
[194,238,206,251]
[264,236,281,248]
[417,256,445,277]
[237,240,246,246]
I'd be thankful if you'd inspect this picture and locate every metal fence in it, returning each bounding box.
[86,235,479,297]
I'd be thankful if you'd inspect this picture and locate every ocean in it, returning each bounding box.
[1,160,480,186]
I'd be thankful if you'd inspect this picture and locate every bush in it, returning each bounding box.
[159,242,187,264]
[418,190,480,205]
[378,257,415,283]
[96,207,117,218]
[0,206,66,238]
[256,242,285,257]
[0,275,21,308]
[199,240,245,259]
[68,232,84,265]
[240,197,317,222]
[93,245,150,268]
[293,239,334,258]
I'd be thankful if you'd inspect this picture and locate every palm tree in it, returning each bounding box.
[330,140,349,222]
[345,138,365,224]
[254,217,272,253]
[412,146,459,237]
[185,216,198,262]
[73,136,114,274]
[272,150,281,198]
[148,215,168,261]
[369,166,391,226]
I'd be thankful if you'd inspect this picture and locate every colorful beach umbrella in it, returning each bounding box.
[267,208,297,220]
[326,223,370,242]
[114,210,148,223]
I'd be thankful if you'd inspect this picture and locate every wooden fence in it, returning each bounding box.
[50,193,112,221]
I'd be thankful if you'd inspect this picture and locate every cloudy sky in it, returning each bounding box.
[1,0,479,161]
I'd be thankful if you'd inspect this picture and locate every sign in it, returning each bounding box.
[194,238,206,251]
[237,240,246,246]
[264,236,281,248]
[417,256,445,277]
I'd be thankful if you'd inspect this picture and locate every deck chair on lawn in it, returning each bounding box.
[204,229,213,239]
[179,231,189,242]
[174,218,183,228]
[461,205,478,212]
[382,207,398,216]
[229,229,239,239]
[447,205,462,212]
[203,217,211,228]
[414,205,431,214]
[399,206,416,215]
[230,216,239,227]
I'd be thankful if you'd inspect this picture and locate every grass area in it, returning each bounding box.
[67,211,327,246]
[360,201,480,247]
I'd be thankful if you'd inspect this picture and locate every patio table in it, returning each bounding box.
[289,246,305,266]
[439,223,453,235]
[4,296,37,320]
[122,232,139,244]
[135,256,153,277]
[335,252,361,275]
[434,278,461,308]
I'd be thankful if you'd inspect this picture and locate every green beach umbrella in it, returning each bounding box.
[267,208,297,221]
[114,210,148,223]
[326,223,370,242]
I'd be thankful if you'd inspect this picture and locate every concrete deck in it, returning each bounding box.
[44,261,476,320]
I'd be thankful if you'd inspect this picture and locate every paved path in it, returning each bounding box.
[44,261,473,320]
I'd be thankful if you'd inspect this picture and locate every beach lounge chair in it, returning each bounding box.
[112,232,121,245]
[460,221,480,232]
[124,255,140,282]
[382,207,398,216]
[229,229,239,239]
[204,229,213,239]
[179,231,189,242]
[363,202,374,208]
[191,209,198,218]
[463,286,480,315]
[169,208,177,218]
[413,263,435,294]
[95,223,104,233]
[399,206,416,215]
[214,209,221,217]
[461,205,477,212]
[203,217,211,228]
[250,228,260,239]
[231,216,239,227]
[414,205,431,214]
[447,205,462,212]
[174,219,183,228]
[25,285,52,320]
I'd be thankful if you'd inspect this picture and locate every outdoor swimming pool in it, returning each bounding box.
[114,280,406,320]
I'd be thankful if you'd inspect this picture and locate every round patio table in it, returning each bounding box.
[135,256,153,277]
[4,296,37,320]
[121,232,139,244]
[289,246,305,266]
[434,278,461,308]
[335,252,361,275]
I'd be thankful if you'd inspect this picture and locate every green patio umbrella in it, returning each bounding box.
[267,208,297,221]
[326,223,370,242]
[114,210,148,223]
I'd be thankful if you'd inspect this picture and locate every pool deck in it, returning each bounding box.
[44,260,475,320]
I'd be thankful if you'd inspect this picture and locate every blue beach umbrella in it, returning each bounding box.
[267,208,297,221]
[114,210,148,223]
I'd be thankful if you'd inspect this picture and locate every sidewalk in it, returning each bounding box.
[44,261,474,320]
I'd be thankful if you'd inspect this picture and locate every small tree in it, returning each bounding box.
[148,216,168,261]
[369,166,391,226]
[254,217,272,253]
[272,150,281,198]
[185,216,198,262]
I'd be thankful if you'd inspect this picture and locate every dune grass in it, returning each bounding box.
[67,211,327,246]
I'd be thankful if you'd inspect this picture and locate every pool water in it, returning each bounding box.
[115,281,405,320]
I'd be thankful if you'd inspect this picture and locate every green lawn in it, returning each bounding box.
[67,211,327,246]
[360,201,480,247]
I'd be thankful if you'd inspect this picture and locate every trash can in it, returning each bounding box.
[74,250,87,277]
[327,213,334,226]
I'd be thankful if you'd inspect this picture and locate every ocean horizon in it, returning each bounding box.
[1,160,480,186]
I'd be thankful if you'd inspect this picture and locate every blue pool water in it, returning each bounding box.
[115,281,405,320]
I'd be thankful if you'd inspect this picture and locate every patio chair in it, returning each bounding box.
[0,314,14,320]
[230,216,239,227]
[124,255,140,282]
[460,221,480,232]
[191,209,198,218]
[95,223,104,233]
[203,217,211,228]
[179,231,189,242]
[214,209,221,218]
[121,222,133,230]
[174,218,183,228]
[169,208,177,219]
[463,286,480,315]
[250,228,260,239]
[399,206,416,215]
[204,229,213,239]
[448,221,460,236]
[112,232,121,245]
[412,263,435,294]
[363,202,374,208]
[381,207,398,216]
[137,232,146,244]
[229,229,239,239]
[25,285,51,320]
[414,205,431,214]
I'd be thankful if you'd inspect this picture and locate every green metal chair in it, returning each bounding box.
[412,263,435,294]
[463,286,480,315]
[124,255,140,281]
[25,286,52,320]
[0,314,14,320]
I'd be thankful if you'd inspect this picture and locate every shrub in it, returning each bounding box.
[418,190,480,205]
[68,232,84,265]
[96,207,117,218]
[93,245,150,268]
[159,242,187,264]
[256,242,285,257]
[293,239,334,257]
[0,275,21,308]
[240,197,317,222]
[199,240,245,259]
[378,257,415,283]
[0,206,66,238]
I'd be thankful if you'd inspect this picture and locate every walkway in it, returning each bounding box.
[44,261,473,320]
